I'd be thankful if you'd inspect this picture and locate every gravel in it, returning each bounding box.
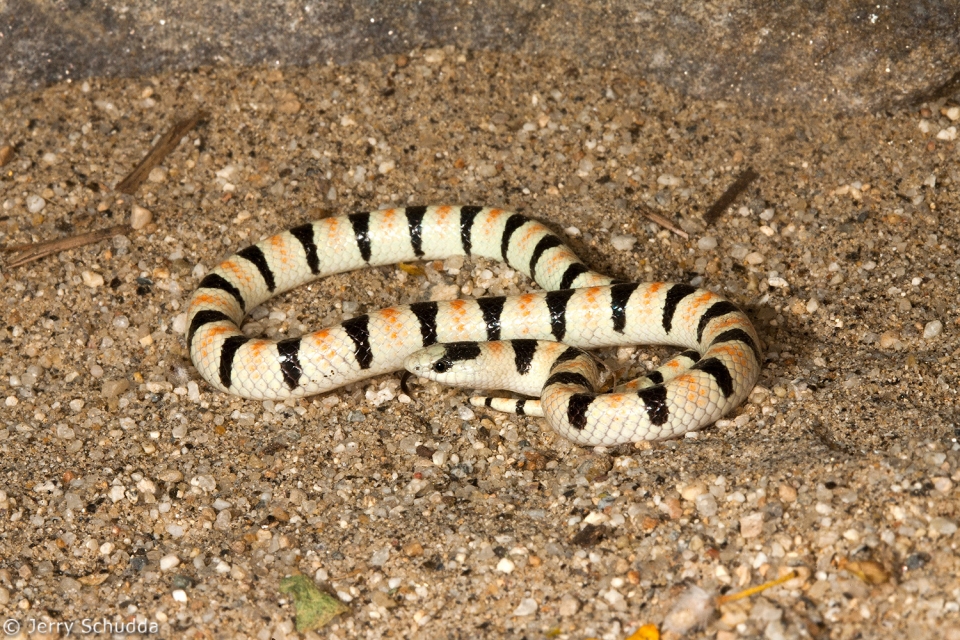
[1,48,959,639]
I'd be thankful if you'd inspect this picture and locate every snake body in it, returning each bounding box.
[186,205,761,445]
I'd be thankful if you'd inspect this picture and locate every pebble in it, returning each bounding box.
[496,558,516,573]
[933,477,953,493]
[26,194,45,213]
[936,126,957,141]
[745,252,765,265]
[512,598,538,616]
[879,331,902,349]
[697,235,717,250]
[429,283,460,301]
[172,589,188,603]
[100,374,130,398]
[158,469,183,482]
[130,204,153,229]
[558,594,580,617]
[739,512,764,538]
[371,547,391,566]
[929,518,957,536]
[477,163,498,177]
[159,554,181,571]
[923,320,942,339]
[680,481,707,501]
[695,493,718,517]
[662,586,714,634]
[136,478,156,495]
[660,497,683,520]
[778,484,798,503]
[81,271,105,288]
[610,234,637,251]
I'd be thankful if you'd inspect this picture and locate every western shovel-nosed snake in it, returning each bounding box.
[186,206,761,446]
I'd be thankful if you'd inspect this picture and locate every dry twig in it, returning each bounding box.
[116,109,208,194]
[4,109,206,269]
[640,206,689,239]
[4,224,131,268]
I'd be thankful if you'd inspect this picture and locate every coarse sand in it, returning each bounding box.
[1,49,960,638]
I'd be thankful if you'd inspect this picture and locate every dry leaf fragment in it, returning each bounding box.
[279,574,349,632]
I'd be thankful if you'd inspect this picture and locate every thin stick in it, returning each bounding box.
[703,168,759,226]
[115,109,208,194]
[4,224,131,268]
[641,207,689,239]
[716,570,798,606]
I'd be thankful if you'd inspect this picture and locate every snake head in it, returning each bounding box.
[404,342,488,388]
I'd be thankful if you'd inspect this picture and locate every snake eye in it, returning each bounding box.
[432,360,449,373]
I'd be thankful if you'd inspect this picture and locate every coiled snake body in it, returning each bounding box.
[186,206,761,446]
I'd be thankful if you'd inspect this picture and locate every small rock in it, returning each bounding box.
[936,126,957,141]
[513,598,538,617]
[277,97,301,114]
[371,547,391,567]
[697,236,718,251]
[26,194,46,213]
[933,477,953,493]
[695,493,718,517]
[101,379,130,398]
[659,497,683,520]
[740,512,764,538]
[136,478,157,495]
[879,330,902,349]
[496,557,516,573]
[81,271,105,288]
[159,554,181,571]
[923,320,943,339]
[429,283,460,301]
[558,594,580,616]
[745,252,765,265]
[778,484,798,503]
[930,517,957,536]
[172,588,188,602]
[130,204,153,229]
[158,469,183,482]
[680,482,708,501]
[477,163,498,178]
[611,234,637,251]
[662,586,714,634]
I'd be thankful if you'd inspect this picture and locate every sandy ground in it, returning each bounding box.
[1,49,959,639]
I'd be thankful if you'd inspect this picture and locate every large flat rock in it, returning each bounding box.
[2,0,958,111]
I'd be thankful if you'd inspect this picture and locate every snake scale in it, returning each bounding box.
[186,206,761,446]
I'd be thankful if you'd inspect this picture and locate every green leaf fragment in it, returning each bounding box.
[279,575,349,632]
